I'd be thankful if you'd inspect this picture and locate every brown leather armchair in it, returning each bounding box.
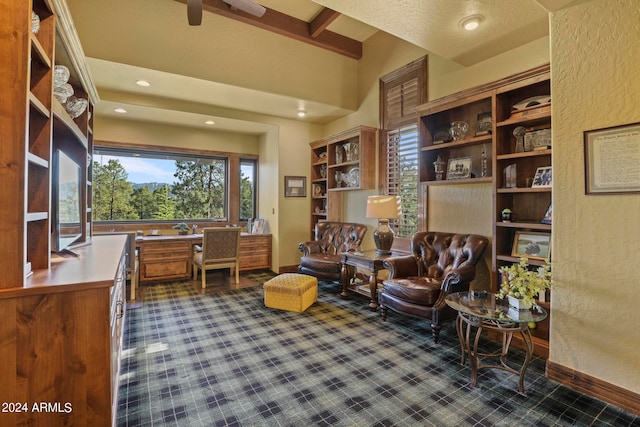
[298,222,367,282]
[379,231,489,343]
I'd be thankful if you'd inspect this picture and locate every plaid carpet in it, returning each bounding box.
[117,275,639,427]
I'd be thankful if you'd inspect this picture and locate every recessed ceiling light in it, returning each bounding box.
[136,80,151,87]
[297,110,306,118]
[460,15,484,31]
[205,120,215,125]
[114,108,127,113]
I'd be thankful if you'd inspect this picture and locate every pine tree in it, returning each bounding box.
[172,160,225,219]
[92,159,136,220]
[131,186,155,219]
[152,184,176,219]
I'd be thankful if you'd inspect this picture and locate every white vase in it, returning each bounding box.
[507,295,531,310]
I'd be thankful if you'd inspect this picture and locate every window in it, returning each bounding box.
[380,56,428,238]
[92,146,257,223]
[385,125,419,237]
[240,159,256,221]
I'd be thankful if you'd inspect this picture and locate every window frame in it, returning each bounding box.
[92,140,258,227]
[379,56,428,242]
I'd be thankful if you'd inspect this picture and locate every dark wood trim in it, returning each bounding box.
[310,8,340,38]
[278,265,299,274]
[94,139,258,160]
[416,63,550,115]
[174,0,361,59]
[546,360,640,416]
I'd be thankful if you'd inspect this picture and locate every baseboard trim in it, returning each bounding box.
[546,360,640,416]
[278,265,299,274]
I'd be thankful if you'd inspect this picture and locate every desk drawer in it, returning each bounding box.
[140,241,192,261]
[141,259,192,282]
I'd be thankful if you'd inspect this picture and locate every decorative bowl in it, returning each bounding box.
[449,121,469,141]
[65,96,88,119]
[53,83,74,104]
[53,65,70,87]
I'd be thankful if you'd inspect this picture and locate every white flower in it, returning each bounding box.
[498,257,552,307]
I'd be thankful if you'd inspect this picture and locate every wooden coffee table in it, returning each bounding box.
[340,250,401,310]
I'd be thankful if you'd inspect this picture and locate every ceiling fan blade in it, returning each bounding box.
[187,0,202,26]
[222,0,266,17]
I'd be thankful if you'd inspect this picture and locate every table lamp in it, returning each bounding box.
[366,195,400,255]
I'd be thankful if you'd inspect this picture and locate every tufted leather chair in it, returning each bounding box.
[298,222,367,282]
[379,231,489,343]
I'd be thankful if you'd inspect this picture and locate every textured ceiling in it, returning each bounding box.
[66,0,559,134]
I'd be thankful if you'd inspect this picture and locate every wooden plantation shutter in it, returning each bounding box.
[385,124,419,238]
[380,56,427,238]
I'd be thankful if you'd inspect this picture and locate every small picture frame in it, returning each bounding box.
[512,231,551,261]
[251,219,265,234]
[531,166,552,187]
[312,183,324,197]
[541,203,552,225]
[475,112,492,136]
[285,176,306,197]
[446,156,472,180]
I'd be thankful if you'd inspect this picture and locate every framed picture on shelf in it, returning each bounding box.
[251,219,265,234]
[584,122,640,194]
[475,111,492,136]
[312,183,324,197]
[531,166,552,187]
[285,176,306,197]
[446,156,472,180]
[541,203,552,224]
[512,231,551,261]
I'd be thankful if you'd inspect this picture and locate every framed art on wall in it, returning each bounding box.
[584,122,640,194]
[285,176,306,197]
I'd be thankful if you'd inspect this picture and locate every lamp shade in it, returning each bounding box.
[366,195,400,219]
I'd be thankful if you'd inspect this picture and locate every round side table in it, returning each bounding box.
[445,291,547,395]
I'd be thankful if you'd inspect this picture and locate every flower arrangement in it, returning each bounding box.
[497,257,552,308]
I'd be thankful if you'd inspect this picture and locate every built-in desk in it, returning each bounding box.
[136,233,272,284]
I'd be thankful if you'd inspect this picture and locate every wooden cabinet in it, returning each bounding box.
[239,233,272,271]
[0,235,127,426]
[139,239,193,283]
[308,126,377,235]
[0,0,97,288]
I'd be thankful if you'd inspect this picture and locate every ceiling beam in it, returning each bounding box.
[174,0,362,59]
[309,8,340,38]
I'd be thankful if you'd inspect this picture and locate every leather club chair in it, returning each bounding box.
[298,222,367,282]
[379,231,489,343]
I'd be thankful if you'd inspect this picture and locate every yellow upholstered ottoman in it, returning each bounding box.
[264,273,318,313]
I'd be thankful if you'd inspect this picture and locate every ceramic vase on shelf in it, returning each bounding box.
[335,171,344,188]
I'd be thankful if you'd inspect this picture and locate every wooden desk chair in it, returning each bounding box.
[193,227,241,289]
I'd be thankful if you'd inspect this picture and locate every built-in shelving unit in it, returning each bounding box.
[308,126,377,236]
[415,65,552,357]
[0,0,97,287]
